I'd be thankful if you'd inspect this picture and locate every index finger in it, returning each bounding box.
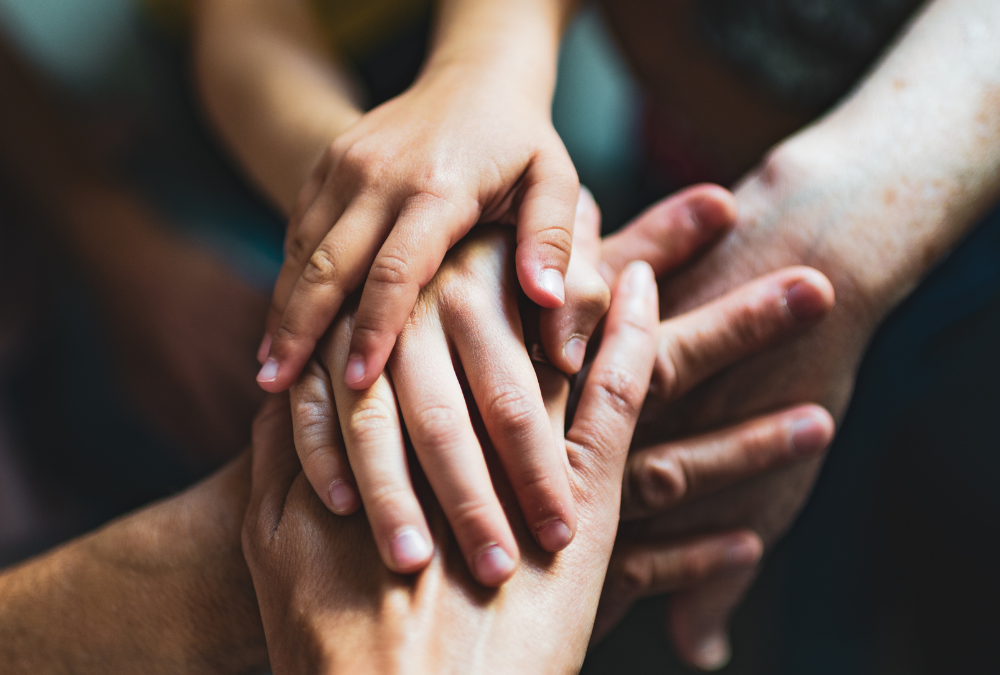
[565,260,659,499]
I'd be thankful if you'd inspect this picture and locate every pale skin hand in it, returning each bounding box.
[284,186,735,585]
[228,0,583,394]
[0,455,267,675]
[598,0,1000,668]
[244,245,836,674]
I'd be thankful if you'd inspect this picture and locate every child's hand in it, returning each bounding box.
[256,57,580,393]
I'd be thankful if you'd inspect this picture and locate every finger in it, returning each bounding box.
[565,260,659,493]
[451,289,577,553]
[324,312,435,575]
[622,405,834,520]
[514,146,579,309]
[593,530,762,644]
[540,186,611,374]
[600,184,737,284]
[258,157,342,362]
[669,567,759,671]
[258,194,396,392]
[247,394,301,533]
[344,192,477,390]
[652,266,834,403]
[289,356,360,516]
[391,314,519,586]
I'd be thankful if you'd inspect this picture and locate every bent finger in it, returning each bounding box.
[622,405,834,521]
[344,192,477,391]
[392,315,519,586]
[514,147,578,309]
[289,355,359,516]
[247,394,301,534]
[565,260,659,493]
[258,194,395,392]
[326,313,434,575]
[653,266,834,403]
[540,186,611,374]
[600,184,736,284]
[669,567,759,671]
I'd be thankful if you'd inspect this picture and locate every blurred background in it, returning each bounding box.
[1,1,998,673]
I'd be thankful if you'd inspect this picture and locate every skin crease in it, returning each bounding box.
[596,0,1000,667]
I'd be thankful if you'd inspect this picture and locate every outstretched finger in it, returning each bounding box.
[651,267,834,404]
[344,191,478,391]
[514,146,579,310]
[565,260,659,496]
[600,184,737,284]
[622,405,834,521]
[258,194,395,392]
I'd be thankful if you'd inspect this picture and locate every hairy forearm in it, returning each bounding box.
[193,0,363,213]
[0,456,267,675]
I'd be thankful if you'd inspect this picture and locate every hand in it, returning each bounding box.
[243,258,662,674]
[285,186,729,585]
[287,209,611,585]
[256,52,581,394]
[598,145,883,669]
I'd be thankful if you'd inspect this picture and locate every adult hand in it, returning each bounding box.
[598,145,890,669]
[243,257,661,674]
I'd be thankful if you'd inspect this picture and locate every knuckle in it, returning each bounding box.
[531,224,573,261]
[284,231,312,266]
[633,455,686,511]
[591,364,647,417]
[368,250,413,289]
[345,397,398,445]
[675,550,714,587]
[447,498,500,540]
[409,404,464,449]
[486,384,541,441]
[364,482,417,521]
[654,335,685,398]
[612,553,653,601]
[302,246,340,287]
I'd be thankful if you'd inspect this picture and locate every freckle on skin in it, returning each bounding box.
[892,79,906,91]
[883,188,897,205]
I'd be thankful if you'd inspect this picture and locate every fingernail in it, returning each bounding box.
[328,480,358,514]
[390,527,433,570]
[623,261,654,317]
[256,358,279,383]
[563,337,587,372]
[256,334,271,365]
[473,544,516,585]
[784,280,826,321]
[691,632,731,671]
[577,185,595,214]
[536,519,573,551]
[344,355,366,386]
[539,268,565,304]
[725,538,763,567]
[790,416,829,456]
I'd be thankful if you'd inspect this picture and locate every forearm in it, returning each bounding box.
[193,0,363,213]
[760,0,1000,316]
[426,0,578,106]
[0,456,266,675]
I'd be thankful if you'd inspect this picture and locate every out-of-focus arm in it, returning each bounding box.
[193,0,363,213]
[0,456,267,675]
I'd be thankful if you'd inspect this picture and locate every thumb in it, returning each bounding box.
[601,184,736,285]
[668,567,757,671]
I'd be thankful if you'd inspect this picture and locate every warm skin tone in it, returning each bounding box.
[0,455,268,675]
[594,0,1000,667]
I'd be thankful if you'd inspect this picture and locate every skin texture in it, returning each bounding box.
[597,0,1000,667]
[195,0,602,570]
[0,455,268,675]
[199,0,582,396]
